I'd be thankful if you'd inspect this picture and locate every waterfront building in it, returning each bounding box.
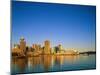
[12,44,20,54]
[35,44,39,51]
[13,44,20,49]
[32,44,36,50]
[19,37,26,53]
[53,45,64,54]
[54,46,59,53]
[38,44,41,51]
[58,44,62,50]
[65,50,79,55]
[44,40,51,54]
[32,44,41,51]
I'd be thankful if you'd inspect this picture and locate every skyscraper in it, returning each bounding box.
[58,44,62,51]
[32,44,36,50]
[12,44,20,54]
[32,44,40,51]
[44,40,51,54]
[19,37,26,53]
[58,44,65,54]
[35,44,39,51]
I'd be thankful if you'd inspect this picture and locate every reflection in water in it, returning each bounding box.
[12,58,27,74]
[11,54,96,74]
[42,55,52,71]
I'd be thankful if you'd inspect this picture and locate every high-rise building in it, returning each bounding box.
[12,44,20,54]
[58,44,62,51]
[14,44,20,49]
[35,44,39,51]
[32,44,40,51]
[32,44,36,50]
[38,44,41,50]
[44,40,51,54]
[19,37,26,53]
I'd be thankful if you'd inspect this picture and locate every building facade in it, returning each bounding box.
[44,40,51,54]
[19,37,26,53]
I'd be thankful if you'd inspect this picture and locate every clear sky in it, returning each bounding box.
[12,1,96,51]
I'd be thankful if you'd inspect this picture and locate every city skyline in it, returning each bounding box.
[12,37,95,52]
[12,1,96,51]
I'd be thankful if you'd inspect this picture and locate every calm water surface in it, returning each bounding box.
[11,54,96,74]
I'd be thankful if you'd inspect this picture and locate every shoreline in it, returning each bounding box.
[12,53,96,58]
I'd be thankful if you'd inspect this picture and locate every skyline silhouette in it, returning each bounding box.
[12,1,96,51]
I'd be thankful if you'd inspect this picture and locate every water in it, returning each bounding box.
[11,54,96,74]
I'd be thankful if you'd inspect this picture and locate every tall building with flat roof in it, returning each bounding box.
[20,37,26,53]
[44,40,51,54]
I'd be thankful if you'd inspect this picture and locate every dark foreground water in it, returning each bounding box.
[11,54,96,74]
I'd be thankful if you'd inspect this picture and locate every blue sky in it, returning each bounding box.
[12,1,96,51]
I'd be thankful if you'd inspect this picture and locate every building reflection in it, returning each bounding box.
[42,55,52,71]
[27,55,65,71]
[56,55,64,65]
[12,57,27,73]
[12,55,80,73]
[52,55,64,65]
[64,55,79,64]
[26,55,53,72]
[51,55,64,70]
[27,56,42,67]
